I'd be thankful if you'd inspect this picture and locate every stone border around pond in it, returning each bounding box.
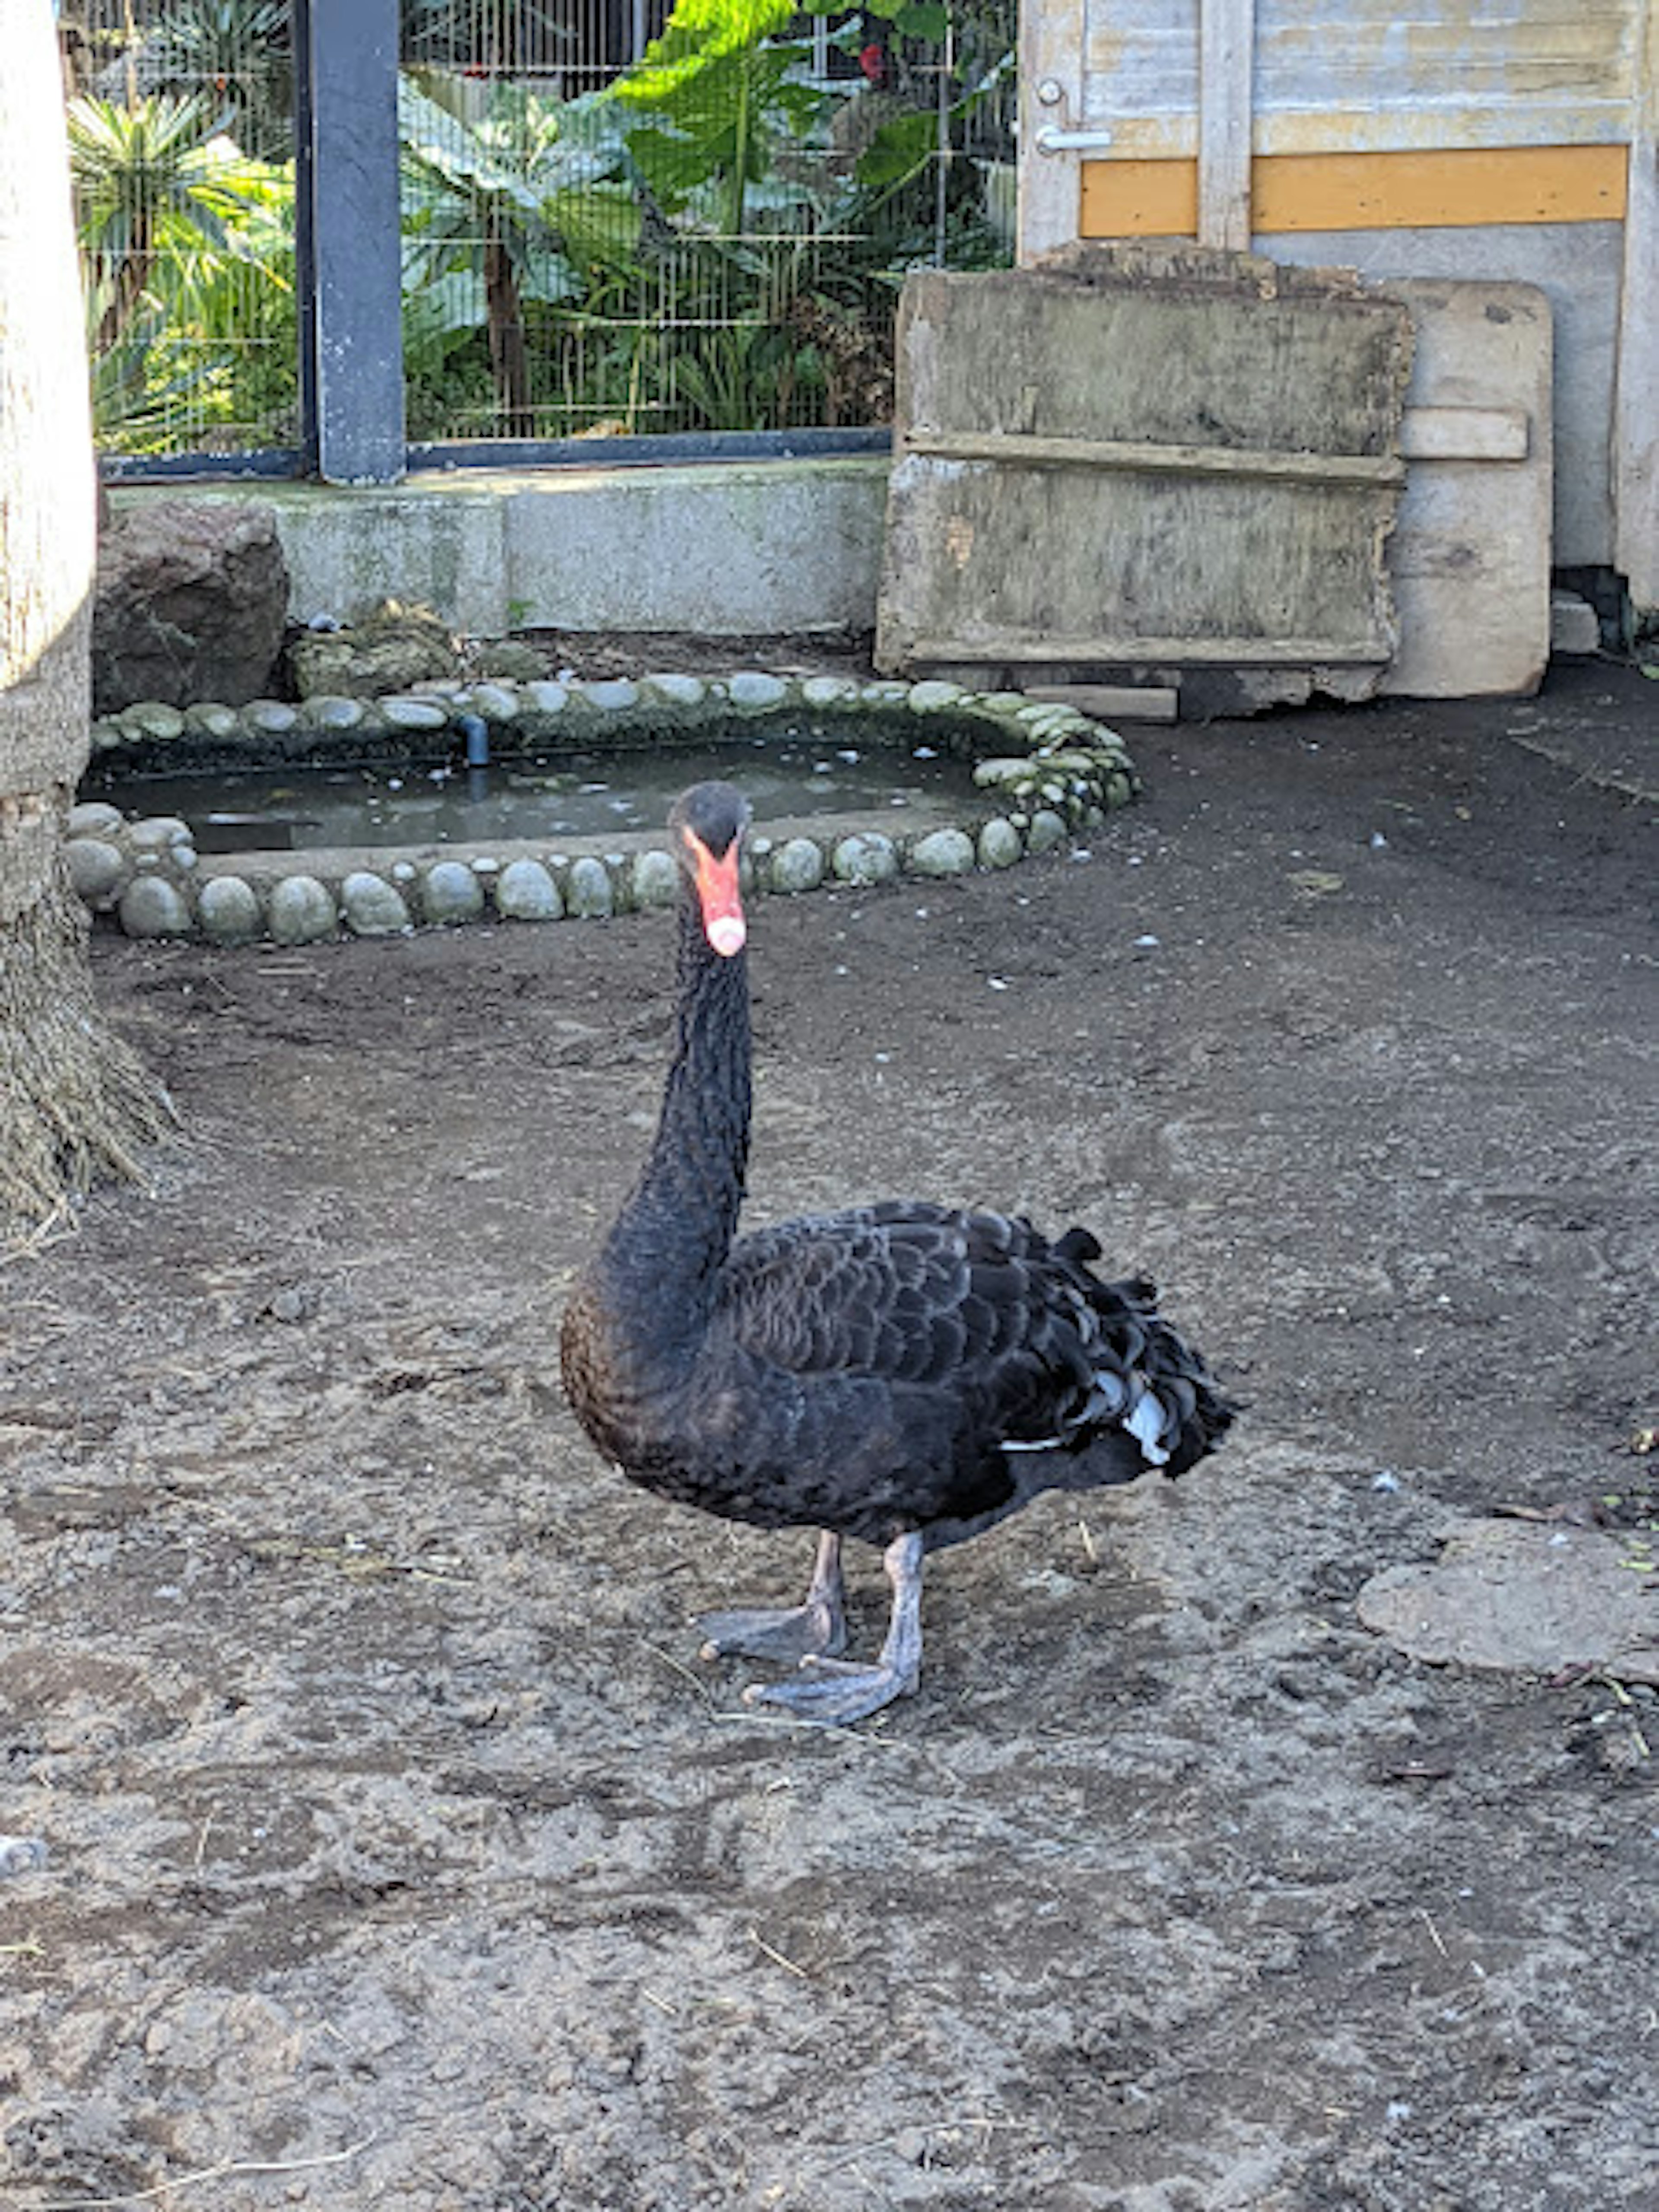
[73,671,1140,944]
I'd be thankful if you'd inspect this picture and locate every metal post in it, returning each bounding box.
[294,0,405,483]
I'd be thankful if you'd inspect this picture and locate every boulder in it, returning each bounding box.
[93,499,288,712]
[288,601,462,698]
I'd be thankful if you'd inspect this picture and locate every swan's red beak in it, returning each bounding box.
[687,832,747,958]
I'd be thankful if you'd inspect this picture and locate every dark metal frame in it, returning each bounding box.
[98,0,893,489]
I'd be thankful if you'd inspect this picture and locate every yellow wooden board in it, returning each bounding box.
[1081,144,1629,237]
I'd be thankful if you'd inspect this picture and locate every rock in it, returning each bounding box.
[727,671,788,712]
[565,856,613,918]
[243,699,299,735]
[906,679,966,712]
[66,838,125,905]
[496,858,563,921]
[68,802,124,839]
[300,695,367,733]
[770,838,825,893]
[1027,808,1068,853]
[521,681,570,716]
[472,639,547,682]
[419,861,484,925]
[183,702,241,737]
[341,871,412,935]
[119,702,187,743]
[464,683,521,724]
[801,675,858,708]
[267,874,337,944]
[574,678,639,713]
[127,816,193,852]
[978,817,1023,868]
[118,876,193,938]
[380,696,451,732]
[1550,590,1601,656]
[1357,1519,1659,1684]
[832,832,898,886]
[909,827,977,877]
[629,850,678,909]
[197,875,263,944]
[641,673,706,709]
[93,498,289,712]
[288,601,461,699]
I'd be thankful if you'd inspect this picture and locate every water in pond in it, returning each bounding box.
[92,728,981,852]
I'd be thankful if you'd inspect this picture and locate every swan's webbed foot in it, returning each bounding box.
[697,1530,846,1663]
[741,1532,925,1729]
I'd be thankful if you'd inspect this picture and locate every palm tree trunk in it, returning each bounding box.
[484,223,533,434]
[0,6,171,1242]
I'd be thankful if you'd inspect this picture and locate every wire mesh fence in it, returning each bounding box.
[62,0,1015,463]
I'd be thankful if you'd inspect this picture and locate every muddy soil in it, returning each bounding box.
[3,659,1656,2212]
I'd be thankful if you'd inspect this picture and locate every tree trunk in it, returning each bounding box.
[0,6,171,1243]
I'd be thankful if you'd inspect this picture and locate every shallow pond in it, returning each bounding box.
[91,725,981,853]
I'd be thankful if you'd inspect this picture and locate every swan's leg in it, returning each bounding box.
[697,1530,848,1663]
[743,1532,924,1725]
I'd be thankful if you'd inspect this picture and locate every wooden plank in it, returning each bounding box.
[1198,0,1255,251]
[1017,0,1087,260]
[1081,144,1630,238]
[1398,407,1530,463]
[910,635,1392,667]
[901,429,1405,488]
[1616,19,1659,603]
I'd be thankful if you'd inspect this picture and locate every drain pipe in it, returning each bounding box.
[457,712,491,806]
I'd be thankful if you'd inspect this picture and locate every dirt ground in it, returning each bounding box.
[3,657,1656,2212]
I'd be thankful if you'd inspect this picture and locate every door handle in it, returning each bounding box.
[1034,124,1114,154]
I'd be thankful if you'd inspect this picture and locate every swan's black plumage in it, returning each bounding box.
[560,781,1233,1722]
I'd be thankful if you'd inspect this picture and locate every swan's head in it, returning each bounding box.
[669,781,751,958]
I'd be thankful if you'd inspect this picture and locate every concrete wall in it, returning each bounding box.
[113,456,892,637]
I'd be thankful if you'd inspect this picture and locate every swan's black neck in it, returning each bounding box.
[595,885,752,1350]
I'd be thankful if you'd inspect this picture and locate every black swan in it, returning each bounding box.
[560,782,1234,1724]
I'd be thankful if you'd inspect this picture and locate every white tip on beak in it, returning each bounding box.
[707,915,747,958]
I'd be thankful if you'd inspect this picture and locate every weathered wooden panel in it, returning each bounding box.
[1379,280,1554,696]
[876,250,1412,678]
[1069,0,1640,158]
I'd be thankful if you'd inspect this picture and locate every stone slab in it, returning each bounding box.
[1357,1519,1659,1684]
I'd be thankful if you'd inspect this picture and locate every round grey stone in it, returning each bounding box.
[831,832,898,886]
[341,871,412,935]
[301,695,366,732]
[244,699,299,735]
[521,680,570,715]
[467,682,521,723]
[909,827,977,878]
[906,679,966,713]
[420,861,485,925]
[66,837,124,903]
[977,817,1023,869]
[68,801,123,839]
[267,874,337,945]
[496,858,563,921]
[801,675,858,709]
[728,671,788,712]
[630,849,679,909]
[576,678,639,713]
[120,702,186,742]
[90,719,126,754]
[1027,808,1068,854]
[197,875,263,944]
[1106,772,1135,810]
[118,875,193,938]
[184,702,241,737]
[770,837,825,894]
[127,816,194,852]
[642,673,706,709]
[381,695,451,732]
[565,855,614,918]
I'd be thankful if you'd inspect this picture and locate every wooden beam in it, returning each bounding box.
[1616,17,1659,606]
[1199,0,1255,251]
[1081,144,1630,238]
[901,429,1405,488]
